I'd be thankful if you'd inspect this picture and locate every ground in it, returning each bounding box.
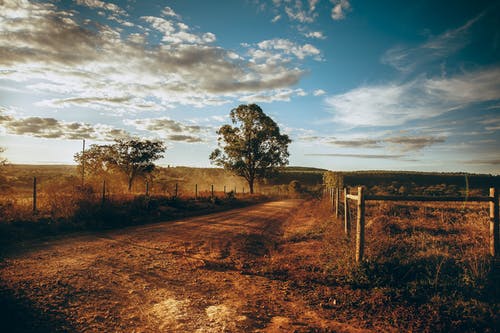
[0,200,368,333]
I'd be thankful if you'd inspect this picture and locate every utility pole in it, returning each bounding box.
[81,139,85,187]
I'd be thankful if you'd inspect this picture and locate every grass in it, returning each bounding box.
[254,197,499,332]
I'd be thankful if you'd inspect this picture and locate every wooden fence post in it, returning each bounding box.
[490,187,499,257]
[224,185,226,194]
[32,176,37,214]
[335,187,340,218]
[355,186,365,264]
[145,181,149,196]
[330,187,334,210]
[102,180,106,205]
[344,187,349,236]
[175,183,178,198]
[211,184,214,198]
[195,184,198,199]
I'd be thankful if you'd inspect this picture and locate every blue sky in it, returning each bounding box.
[0,0,499,173]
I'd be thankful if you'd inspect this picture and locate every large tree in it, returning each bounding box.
[210,104,291,194]
[74,138,166,191]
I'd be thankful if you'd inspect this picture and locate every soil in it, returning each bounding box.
[0,200,368,333]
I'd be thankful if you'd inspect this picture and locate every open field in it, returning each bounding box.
[0,195,498,332]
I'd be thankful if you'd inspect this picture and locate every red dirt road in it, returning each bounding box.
[0,200,368,332]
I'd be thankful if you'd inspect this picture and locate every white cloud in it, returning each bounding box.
[313,89,326,96]
[125,117,209,143]
[239,88,306,103]
[304,31,326,39]
[271,15,281,23]
[0,107,129,141]
[325,67,500,127]
[256,38,321,60]
[162,6,180,18]
[0,0,312,111]
[381,13,483,72]
[331,0,351,20]
[76,0,126,16]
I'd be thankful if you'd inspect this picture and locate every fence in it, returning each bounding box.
[23,177,252,214]
[326,186,500,263]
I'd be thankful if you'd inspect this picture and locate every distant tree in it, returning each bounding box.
[74,144,114,180]
[74,138,166,191]
[210,104,291,194]
[0,147,7,168]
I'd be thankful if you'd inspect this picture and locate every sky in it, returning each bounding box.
[0,0,499,174]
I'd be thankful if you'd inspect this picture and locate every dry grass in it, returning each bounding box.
[255,197,499,332]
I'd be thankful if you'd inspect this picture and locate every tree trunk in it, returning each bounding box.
[248,177,254,194]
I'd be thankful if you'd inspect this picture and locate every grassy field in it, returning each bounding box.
[259,198,499,332]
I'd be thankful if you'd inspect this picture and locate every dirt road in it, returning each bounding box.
[0,200,368,332]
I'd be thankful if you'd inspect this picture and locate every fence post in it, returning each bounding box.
[335,187,340,218]
[344,187,349,236]
[32,176,37,214]
[224,185,226,194]
[175,183,178,198]
[329,187,332,209]
[490,187,499,257]
[145,181,149,196]
[211,184,214,198]
[102,180,106,205]
[355,186,365,264]
[195,184,198,199]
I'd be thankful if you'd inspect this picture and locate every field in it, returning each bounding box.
[0,166,499,332]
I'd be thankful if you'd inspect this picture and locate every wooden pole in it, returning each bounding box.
[81,139,85,186]
[332,188,335,210]
[490,187,499,257]
[102,180,106,205]
[224,185,226,194]
[32,176,37,214]
[335,187,340,218]
[355,186,365,263]
[344,187,349,236]
[211,184,214,198]
[175,183,178,198]
[195,184,198,199]
[145,181,149,196]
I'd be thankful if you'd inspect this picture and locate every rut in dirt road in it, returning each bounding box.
[0,199,315,333]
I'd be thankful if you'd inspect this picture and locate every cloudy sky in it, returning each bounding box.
[1,0,499,173]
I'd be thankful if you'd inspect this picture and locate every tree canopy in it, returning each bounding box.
[210,104,291,194]
[74,138,166,191]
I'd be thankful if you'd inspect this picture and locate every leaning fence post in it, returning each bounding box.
[335,187,340,218]
[344,187,349,236]
[32,176,37,214]
[490,187,499,257]
[355,186,365,263]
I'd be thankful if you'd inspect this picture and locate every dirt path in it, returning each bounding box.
[0,199,368,333]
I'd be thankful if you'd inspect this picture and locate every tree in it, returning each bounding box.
[210,104,291,194]
[0,147,7,168]
[74,138,166,191]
